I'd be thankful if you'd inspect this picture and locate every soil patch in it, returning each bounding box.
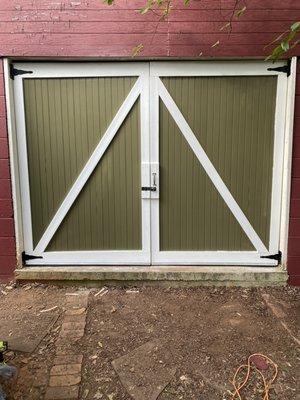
[0,284,68,399]
[0,284,298,400]
[81,286,299,400]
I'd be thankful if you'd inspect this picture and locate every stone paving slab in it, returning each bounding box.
[112,339,177,400]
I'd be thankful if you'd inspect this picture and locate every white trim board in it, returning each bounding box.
[25,251,150,266]
[3,59,23,267]
[279,57,297,268]
[150,61,287,77]
[25,251,276,266]
[13,62,149,78]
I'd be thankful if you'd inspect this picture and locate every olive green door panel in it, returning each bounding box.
[47,100,141,251]
[161,76,277,250]
[23,76,139,250]
[159,100,254,251]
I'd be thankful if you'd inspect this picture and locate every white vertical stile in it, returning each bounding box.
[13,73,34,253]
[140,68,151,263]
[268,73,288,254]
[279,57,297,267]
[149,71,160,262]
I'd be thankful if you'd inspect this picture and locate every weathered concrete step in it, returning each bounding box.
[15,266,287,287]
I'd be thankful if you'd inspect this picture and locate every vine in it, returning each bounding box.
[103,0,299,59]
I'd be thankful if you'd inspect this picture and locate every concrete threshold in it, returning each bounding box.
[15,266,288,287]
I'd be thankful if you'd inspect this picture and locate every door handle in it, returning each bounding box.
[152,172,157,187]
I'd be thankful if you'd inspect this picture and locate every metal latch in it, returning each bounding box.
[141,186,157,192]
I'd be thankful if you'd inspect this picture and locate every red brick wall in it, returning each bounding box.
[0,0,299,282]
[0,59,15,281]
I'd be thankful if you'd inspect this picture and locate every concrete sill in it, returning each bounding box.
[15,266,288,287]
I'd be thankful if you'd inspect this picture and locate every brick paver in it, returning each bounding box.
[44,291,89,400]
[50,364,82,376]
[53,355,83,365]
[49,374,81,387]
[45,386,79,400]
[61,321,86,331]
[64,314,87,323]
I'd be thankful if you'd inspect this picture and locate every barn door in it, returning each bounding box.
[150,62,287,266]
[15,63,151,265]
[15,61,288,266]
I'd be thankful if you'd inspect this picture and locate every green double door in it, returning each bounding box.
[15,62,287,266]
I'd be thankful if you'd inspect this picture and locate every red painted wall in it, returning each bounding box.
[289,68,300,285]
[0,0,299,58]
[0,0,299,282]
[0,59,15,281]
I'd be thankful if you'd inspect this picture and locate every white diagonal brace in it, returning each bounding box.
[34,77,142,254]
[158,78,268,254]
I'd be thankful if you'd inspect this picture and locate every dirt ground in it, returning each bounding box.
[0,284,299,400]
[0,284,68,399]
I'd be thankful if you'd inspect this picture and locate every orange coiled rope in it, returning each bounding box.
[230,353,278,400]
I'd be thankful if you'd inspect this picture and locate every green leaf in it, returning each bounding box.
[265,45,283,61]
[220,22,231,31]
[280,41,290,51]
[139,0,153,14]
[291,21,300,32]
[211,40,220,48]
[235,6,246,18]
[132,43,144,57]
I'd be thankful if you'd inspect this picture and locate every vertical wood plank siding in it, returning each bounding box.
[23,77,141,250]
[48,100,141,251]
[0,0,300,281]
[159,98,254,251]
[160,76,276,251]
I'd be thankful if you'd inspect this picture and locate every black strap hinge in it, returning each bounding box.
[267,61,290,77]
[10,65,33,80]
[260,251,282,263]
[22,251,43,263]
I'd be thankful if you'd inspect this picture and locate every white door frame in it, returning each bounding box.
[11,61,292,267]
[149,61,288,266]
[14,62,151,265]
